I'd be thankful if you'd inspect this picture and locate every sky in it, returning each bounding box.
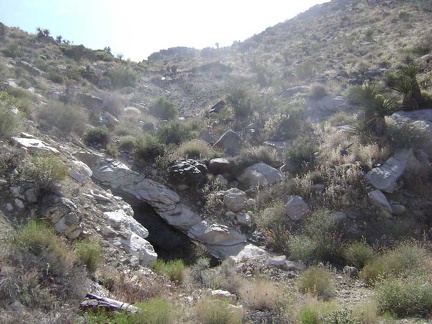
[0,0,330,62]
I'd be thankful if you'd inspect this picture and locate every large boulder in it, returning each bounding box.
[305,95,352,122]
[368,190,392,215]
[237,162,282,187]
[366,149,411,193]
[104,209,149,239]
[69,160,93,184]
[213,130,242,155]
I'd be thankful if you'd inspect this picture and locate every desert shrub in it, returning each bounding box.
[343,241,375,269]
[134,134,165,163]
[149,97,178,120]
[309,83,328,100]
[226,86,253,119]
[47,72,64,84]
[38,100,88,136]
[196,297,243,324]
[2,221,87,309]
[289,209,344,264]
[297,266,335,300]
[134,298,174,324]
[256,201,292,253]
[172,139,216,160]
[264,109,305,141]
[17,154,68,196]
[3,42,24,58]
[118,135,138,152]
[84,126,110,147]
[152,259,186,283]
[199,260,243,294]
[75,241,101,273]
[285,136,318,174]
[295,59,318,81]
[107,64,137,88]
[387,119,432,151]
[239,145,280,168]
[360,241,430,285]
[0,92,21,139]
[189,257,211,285]
[375,276,432,318]
[157,120,193,145]
[320,308,361,324]
[239,279,281,311]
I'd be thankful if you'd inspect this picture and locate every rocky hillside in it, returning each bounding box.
[1,0,432,323]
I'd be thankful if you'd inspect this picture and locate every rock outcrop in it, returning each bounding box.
[91,159,247,258]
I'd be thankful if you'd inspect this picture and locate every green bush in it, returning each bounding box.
[0,92,21,139]
[196,298,243,324]
[134,298,174,324]
[149,97,178,120]
[226,87,253,119]
[75,242,101,273]
[297,266,335,300]
[173,139,216,160]
[134,134,165,163]
[47,72,64,84]
[107,64,137,88]
[360,241,429,285]
[343,241,375,269]
[152,259,186,283]
[309,83,328,100]
[157,120,193,145]
[38,100,88,136]
[17,154,68,196]
[285,136,318,174]
[289,209,344,264]
[375,277,432,318]
[84,126,110,147]
[118,135,138,152]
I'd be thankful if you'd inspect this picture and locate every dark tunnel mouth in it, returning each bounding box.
[108,189,216,264]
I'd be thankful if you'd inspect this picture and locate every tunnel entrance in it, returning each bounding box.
[111,190,202,263]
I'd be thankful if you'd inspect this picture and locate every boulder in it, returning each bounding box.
[368,190,392,214]
[280,85,310,98]
[284,195,310,221]
[69,160,93,183]
[208,158,234,175]
[73,151,104,169]
[223,188,247,212]
[366,149,412,193]
[77,93,104,110]
[213,130,242,155]
[16,60,44,77]
[237,162,282,187]
[120,232,157,266]
[12,137,59,154]
[188,221,247,258]
[305,95,352,122]
[168,159,208,186]
[236,212,252,227]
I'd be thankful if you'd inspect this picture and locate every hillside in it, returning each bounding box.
[1,0,432,323]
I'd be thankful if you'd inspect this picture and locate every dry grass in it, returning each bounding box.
[239,278,282,311]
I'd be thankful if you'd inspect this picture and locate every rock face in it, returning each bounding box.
[40,195,82,239]
[366,149,412,193]
[213,130,242,156]
[238,162,282,187]
[69,160,93,183]
[92,160,246,258]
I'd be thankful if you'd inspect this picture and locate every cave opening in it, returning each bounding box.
[112,191,207,263]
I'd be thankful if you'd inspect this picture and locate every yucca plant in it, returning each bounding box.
[385,63,425,111]
[350,83,398,137]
